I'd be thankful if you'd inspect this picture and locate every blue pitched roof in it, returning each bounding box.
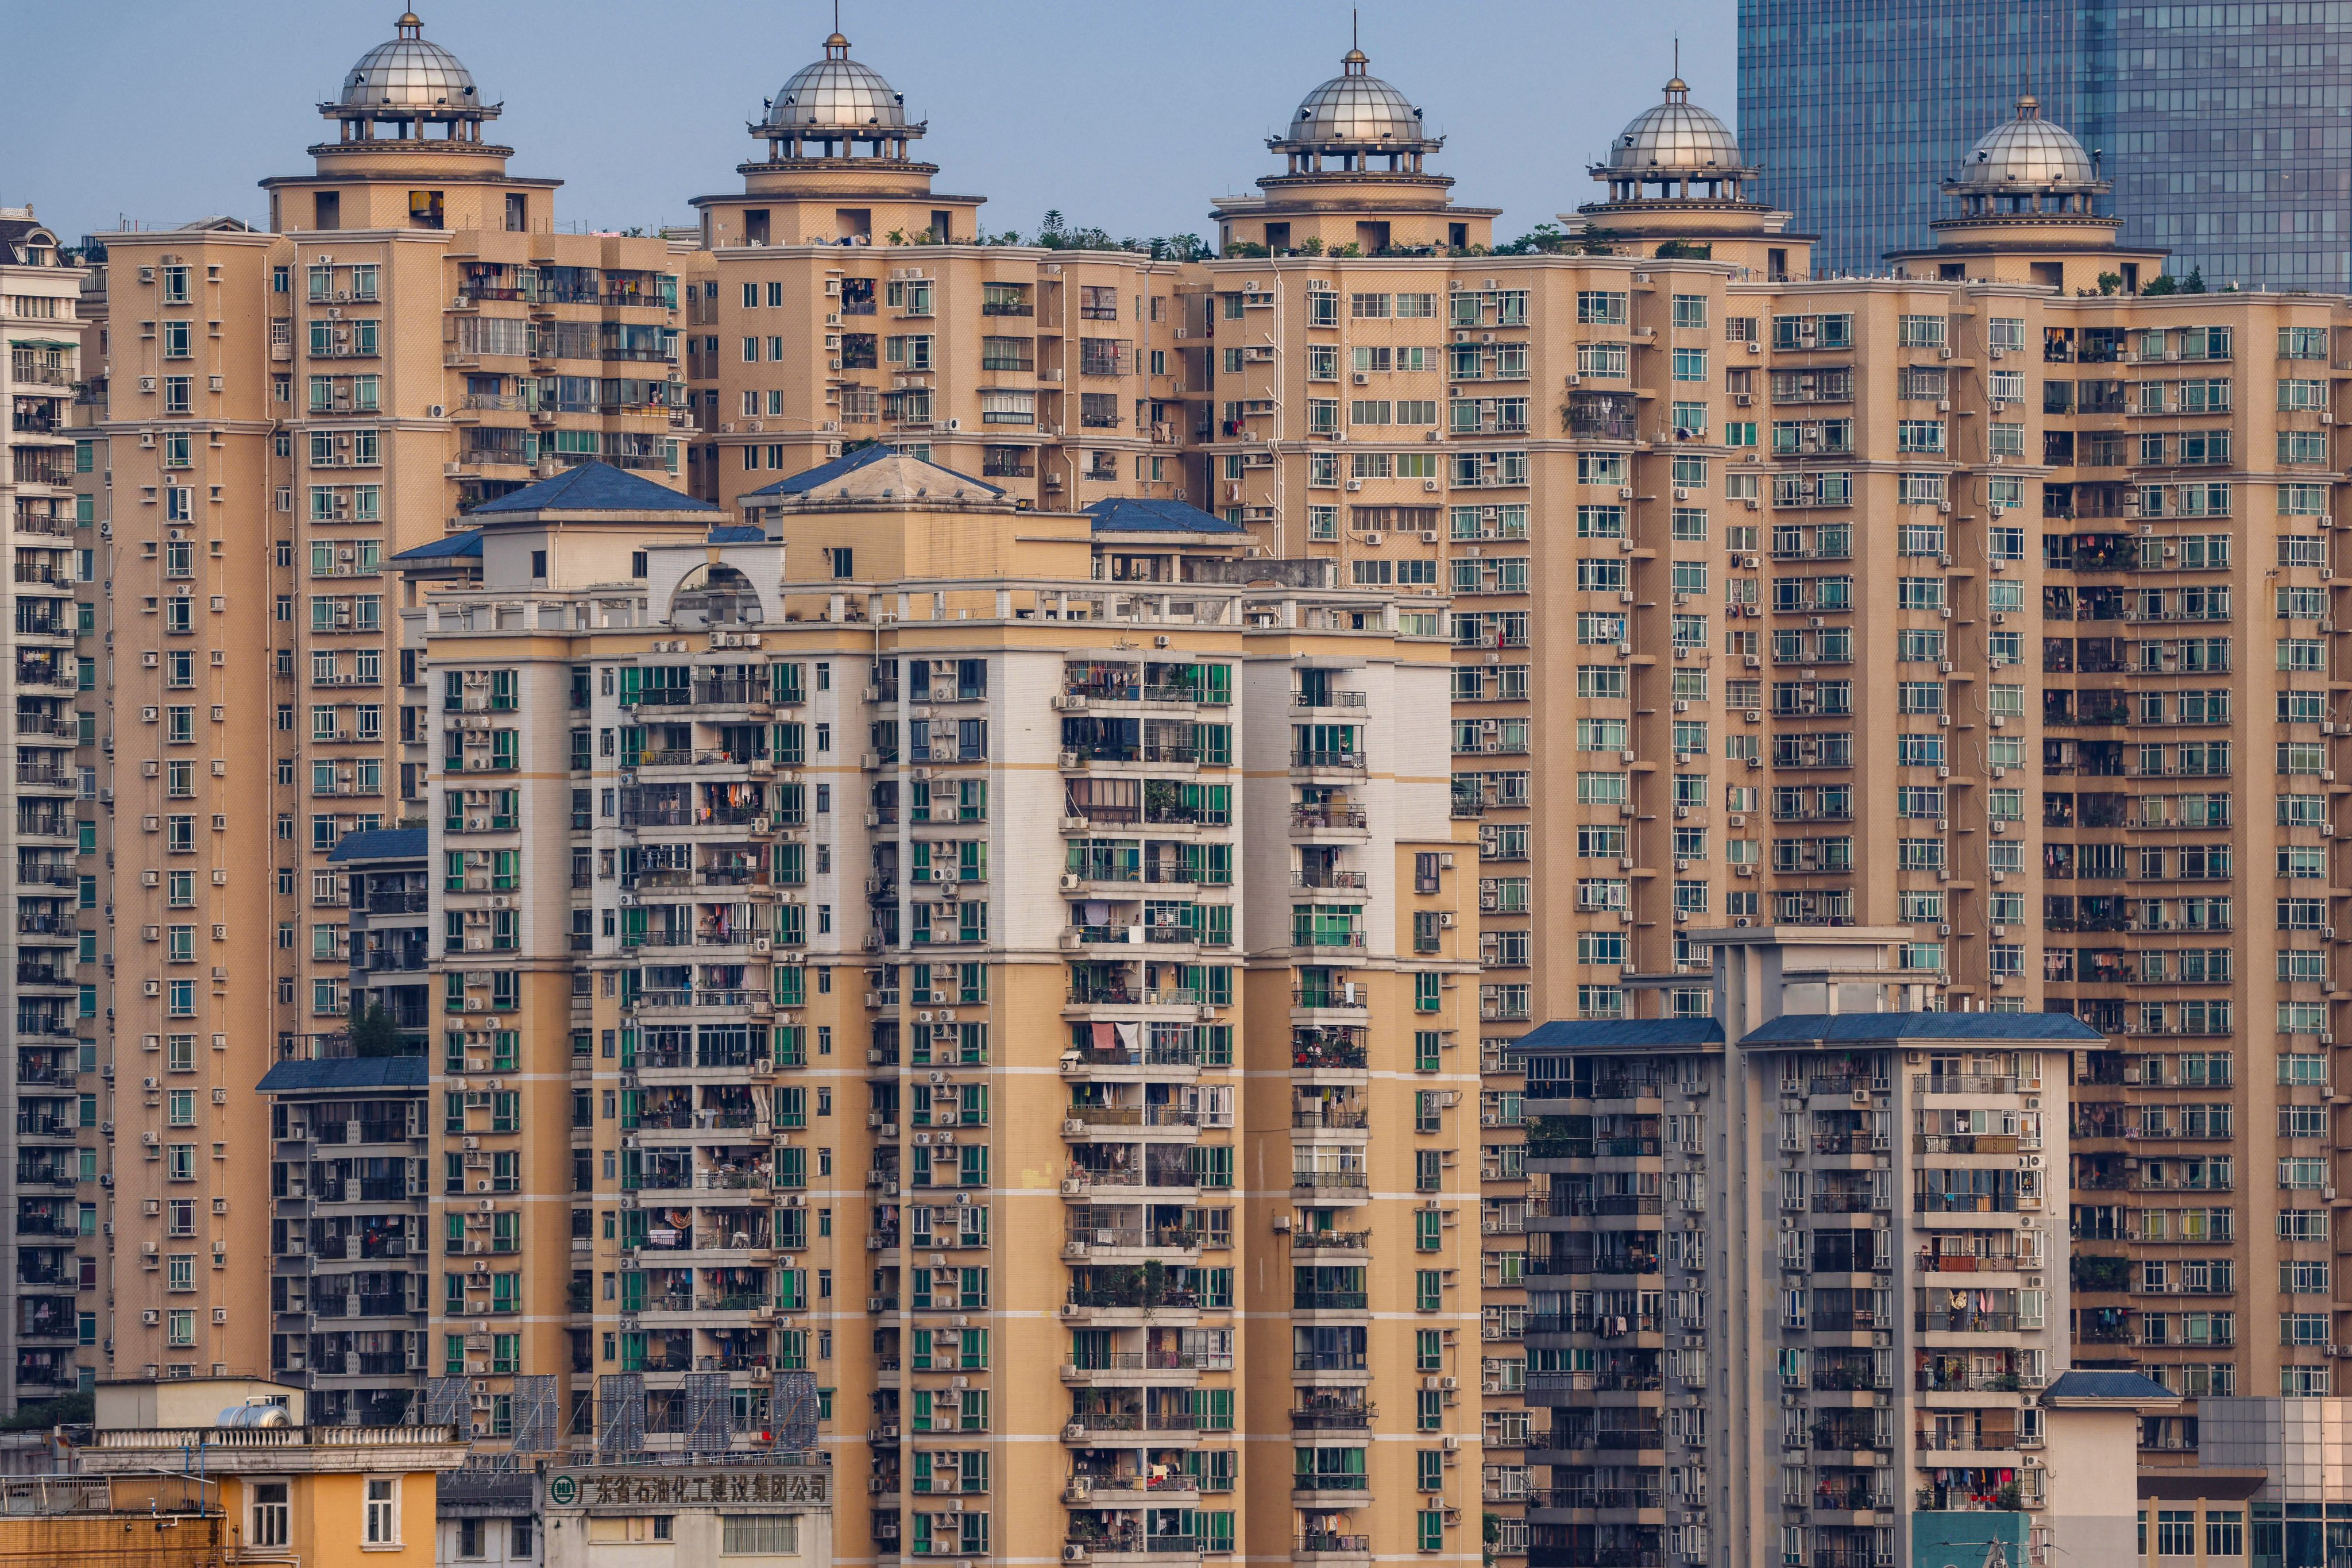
[389,529,482,563]
[1515,1018,1725,1051]
[470,459,716,515]
[2042,1370,2177,1404]
[327,827,427,864]
[708,524,769,543]
[1737,1011,2106,1046]
[256,1055,430,1093]
[1086,496,1245,534]
[741,443,1001,498]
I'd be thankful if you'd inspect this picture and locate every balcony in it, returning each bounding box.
[1295,1535,1372,1559]
[1289,1173,1369,1199]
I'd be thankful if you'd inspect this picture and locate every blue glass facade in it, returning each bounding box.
[1739,1,2352,291]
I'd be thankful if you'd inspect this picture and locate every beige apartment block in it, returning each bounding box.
[71,11,691,1392]
[397,449,1480,1562]
[680,31,1192,522]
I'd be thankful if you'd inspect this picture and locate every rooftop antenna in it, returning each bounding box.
[1674,37,1680,78]
[1353,9,1359,51]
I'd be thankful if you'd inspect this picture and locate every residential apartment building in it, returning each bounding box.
[1513,924,2171,1568]
[1739,0,2352,291]
[70,12,690,1388]
[1,205,88,1414]
[680,29,1191,519]
[1187,59,2352,1502]
[397,449,1479,1565]
[30,9,2352,1558]
[260,822,432,1427]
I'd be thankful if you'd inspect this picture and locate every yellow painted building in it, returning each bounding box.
[79,1376,465,1566]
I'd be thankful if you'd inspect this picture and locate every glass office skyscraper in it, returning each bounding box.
[1739,0,2352,291]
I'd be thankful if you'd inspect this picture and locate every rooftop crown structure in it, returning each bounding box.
[1890,92,2165,288]
[1212,33,1495,255]
[753,31,925,164]
[318,11,501,152]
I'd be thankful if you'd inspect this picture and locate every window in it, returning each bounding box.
[364,1478,398,1544]
[250,1482,289,1547]
[2155,1512,2195,1557]
[723,1516,800,1554]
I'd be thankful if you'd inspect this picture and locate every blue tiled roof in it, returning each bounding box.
[1515,1018,1725,1051]
[1737,1011,2106,1046]
[742,444,1001,497]
[708,524,769,543]
[470,459,716,515]
[256,1055,430,1092]
[389,529,482,563]
[2042,1370,2177,1403]
[327,827,427,864]
[1086,497,1245,534]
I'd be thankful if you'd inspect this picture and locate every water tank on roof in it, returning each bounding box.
[217,1403,291,1428]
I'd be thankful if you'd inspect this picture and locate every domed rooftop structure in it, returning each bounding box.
[767,35,908,134]
[339,11,478,110]
[1937,96,2108,224]
[1602,78,1747,173]
[1265,45,1442,179]
[1288,51,1427,146]
[1584,76,1762,210]
[1952,96,2098,189]
[750,32,925,163]
[316,12,500,146]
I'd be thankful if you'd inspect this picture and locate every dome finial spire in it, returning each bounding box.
[1342,7,1368,72]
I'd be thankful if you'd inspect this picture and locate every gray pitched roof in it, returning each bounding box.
[1515,1018,1726,1051]
[470,459,716,515]
[1738,1011,2106,1046]
[257,1055,430,1092]
[2042,1369,2177,1404]
[327,827,428,863]
[1086,497,1245,534]
[389,529,483,563]
[744,443,1000,498]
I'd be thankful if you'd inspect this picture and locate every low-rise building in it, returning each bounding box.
[78,1375,466,1567]
[537,1457,832,1568]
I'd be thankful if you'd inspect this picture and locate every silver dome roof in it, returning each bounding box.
[1955,96,2096,187]
[1605,79,1745,170]
[339,13,479,110]
[767,34,907,132]
[1288,51,1426,144]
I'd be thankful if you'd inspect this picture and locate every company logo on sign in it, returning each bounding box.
[546,1469,830,1509]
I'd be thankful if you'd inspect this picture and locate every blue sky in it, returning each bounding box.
[6,0,1735,245]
